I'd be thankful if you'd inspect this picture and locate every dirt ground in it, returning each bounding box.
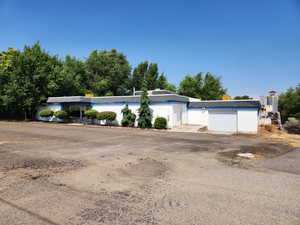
[0,122,299,225]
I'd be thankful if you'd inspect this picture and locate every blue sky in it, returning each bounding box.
[0,0,299,97]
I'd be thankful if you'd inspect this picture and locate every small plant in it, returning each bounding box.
[54,110,68,119]
[84,110,98,119]
[97,111,117,122]
[39,109,54,118]
[121,104,136,127]
[154,117,167,129]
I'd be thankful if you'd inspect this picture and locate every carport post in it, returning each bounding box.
[80,105,83,122]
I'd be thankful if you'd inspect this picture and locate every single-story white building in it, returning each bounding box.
[39,90,261,133]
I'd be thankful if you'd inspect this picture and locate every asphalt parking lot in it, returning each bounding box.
[0,121,299,225]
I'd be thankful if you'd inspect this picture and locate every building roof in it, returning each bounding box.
[188,100,261,108]
[47,94,190,104]
[134,90,175,96]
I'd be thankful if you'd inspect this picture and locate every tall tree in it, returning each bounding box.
[201,72,227,100]
[138,85,152,128]
[0,48,19,115]
[130,61,175,91]
[279,84,300,122]
[178,72,226,100]
[178,73,202,98]
[131,61,148,90]
[58,55,89,96]
[145,63,159,90]
[85,49,131,96]
[1,42,63,119]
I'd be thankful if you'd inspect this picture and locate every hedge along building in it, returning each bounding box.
[39,90,261,133]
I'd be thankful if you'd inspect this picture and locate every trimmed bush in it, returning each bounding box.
[39,109,54,118]
[121,104,136,127]
[54,110,68,119]
[154,117,167,129]
[97,111,117,121]
[84,110,98,119]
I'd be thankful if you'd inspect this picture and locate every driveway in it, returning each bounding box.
[0,122,299,225]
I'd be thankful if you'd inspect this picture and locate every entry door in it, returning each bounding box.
[208,111,237,132]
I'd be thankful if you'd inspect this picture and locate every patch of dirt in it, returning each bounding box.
[122,157,167,178]
[235,125,300,148]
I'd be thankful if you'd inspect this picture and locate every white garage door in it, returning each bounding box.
[208,111,237,132]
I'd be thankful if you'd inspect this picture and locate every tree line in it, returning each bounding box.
[0,42,227,119]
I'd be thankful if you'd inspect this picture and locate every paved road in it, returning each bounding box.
[0,122,299,225]
[259,148,300,174]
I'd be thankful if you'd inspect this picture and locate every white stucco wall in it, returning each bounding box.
[187,108,208,125]
[91,102,176,128]
[187,108,259,133]
[237,110,259,133]
[36,104,62,122]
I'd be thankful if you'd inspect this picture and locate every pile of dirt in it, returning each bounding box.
[235,125,300,148]
[258,125,300,148]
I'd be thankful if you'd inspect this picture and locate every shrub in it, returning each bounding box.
[97,111,117,121]
[54,110,68,119]
[121,104,136,127]
[284,117,300,134]
[294,113,300,121]
[39,109,54,118]
[84,110,98,119]
[154,117,167,129]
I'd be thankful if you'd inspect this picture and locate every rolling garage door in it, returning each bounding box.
[208,111,237,132]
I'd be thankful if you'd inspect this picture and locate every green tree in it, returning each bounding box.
[234,95,252,100]
[1,42,63,119]
[156,73,177,92]
[178,73,202,98]
[130,61,174,91]
[178,72,226,100]
[201,72,227,100]
[137,86,152,128]
[279,84,300,122]
[0,48,19,115]
[85,49,131,96]
[165,83,177,92]
[58,55,89,96]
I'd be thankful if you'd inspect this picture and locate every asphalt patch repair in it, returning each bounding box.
[76,190,157,225]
